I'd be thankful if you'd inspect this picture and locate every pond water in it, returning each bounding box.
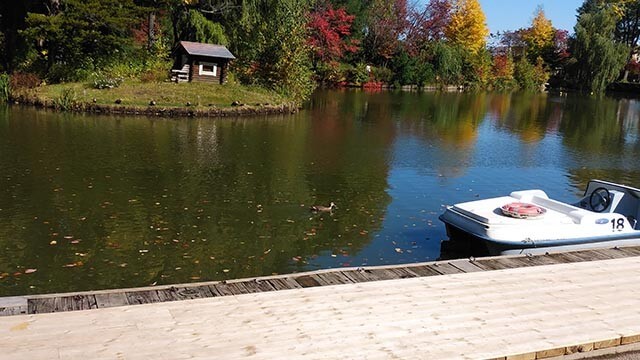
[1,90,640,295]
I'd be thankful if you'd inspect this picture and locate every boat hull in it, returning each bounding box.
[441,217,640,255]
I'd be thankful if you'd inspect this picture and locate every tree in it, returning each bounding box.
[176,9,227,45]
[522,6,554,61]
[363,0,409,65]
[23,0,142,81]
[405,0,451,55]
[445,0,489,54]
[307,4,358,66]
[572,2,629,92]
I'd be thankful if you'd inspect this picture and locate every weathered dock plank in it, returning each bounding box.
[448,259,484,273]
[11,245,640,316]
[95,292,129,308]
[126,290,161,305]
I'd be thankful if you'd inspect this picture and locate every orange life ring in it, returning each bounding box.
[500,202,546,219]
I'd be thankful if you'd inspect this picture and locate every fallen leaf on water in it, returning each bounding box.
[222,269,230,273]
[49,240,57,245]
[24,269,37,274]
[263,249,271,255]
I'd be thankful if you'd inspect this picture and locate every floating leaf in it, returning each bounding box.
[24,269,37,274]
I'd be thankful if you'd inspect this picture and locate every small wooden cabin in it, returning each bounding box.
[171,41,235,84]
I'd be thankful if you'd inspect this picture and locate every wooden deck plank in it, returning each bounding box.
[339,270,375,283]
[265,278,302,291]
[448,259,485,273]
[294,275,323,288]
[428,263,465,275]
[6,257,640,359]
[592,248,630,259]
[365,269,399,281]
[27,298,55,314]
[210,283,236,296]
[125,290,161,305]
[4,246,640,317]
[95,292,129,309]
[315,272,354,286]
[405,265,443,277]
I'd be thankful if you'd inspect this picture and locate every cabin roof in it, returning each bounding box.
[178,41,235,59]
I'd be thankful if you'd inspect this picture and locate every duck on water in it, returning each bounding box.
[310,202,337,213]
[439,180,640,255]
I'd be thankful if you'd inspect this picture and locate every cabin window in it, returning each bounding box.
[199,62,217,76]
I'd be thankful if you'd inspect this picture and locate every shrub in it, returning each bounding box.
[347,63,370,85]
[0,74,9,103]
[54,88,78,110]
[10,72,41,91]
[372,66,393,84]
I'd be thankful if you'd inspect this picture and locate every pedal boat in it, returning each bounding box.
[439,180,640,255]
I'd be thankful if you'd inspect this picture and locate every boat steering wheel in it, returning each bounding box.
[589,187,611,213]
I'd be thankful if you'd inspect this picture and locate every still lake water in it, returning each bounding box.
[1,90,639,295]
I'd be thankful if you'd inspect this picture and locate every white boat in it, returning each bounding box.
[439,180,640,255]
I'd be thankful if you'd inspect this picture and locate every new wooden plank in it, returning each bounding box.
[125,290,161,305]
[95,292,129,309]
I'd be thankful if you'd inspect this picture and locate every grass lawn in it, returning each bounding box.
[29,80,290,109]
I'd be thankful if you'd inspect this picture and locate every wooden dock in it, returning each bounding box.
[2,246,640,359]
[2,246,640,317]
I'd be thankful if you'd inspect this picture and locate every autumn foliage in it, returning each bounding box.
[307,4,359,64]
[445,0,489,54]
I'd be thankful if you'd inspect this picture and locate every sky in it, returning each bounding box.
[478,0,585,34]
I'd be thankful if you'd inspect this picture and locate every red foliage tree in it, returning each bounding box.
[406,0,451,55]
[364,0,409,64]
[307,4,358,64]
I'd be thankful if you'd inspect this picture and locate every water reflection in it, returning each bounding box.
[1,90,640,295]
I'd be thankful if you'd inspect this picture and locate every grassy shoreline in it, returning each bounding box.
[10,80,299,117]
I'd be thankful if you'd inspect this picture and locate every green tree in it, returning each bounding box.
[176,9,228,45]
[23,0,142,81]
[430,41,464,84]
[572,2,629,92]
